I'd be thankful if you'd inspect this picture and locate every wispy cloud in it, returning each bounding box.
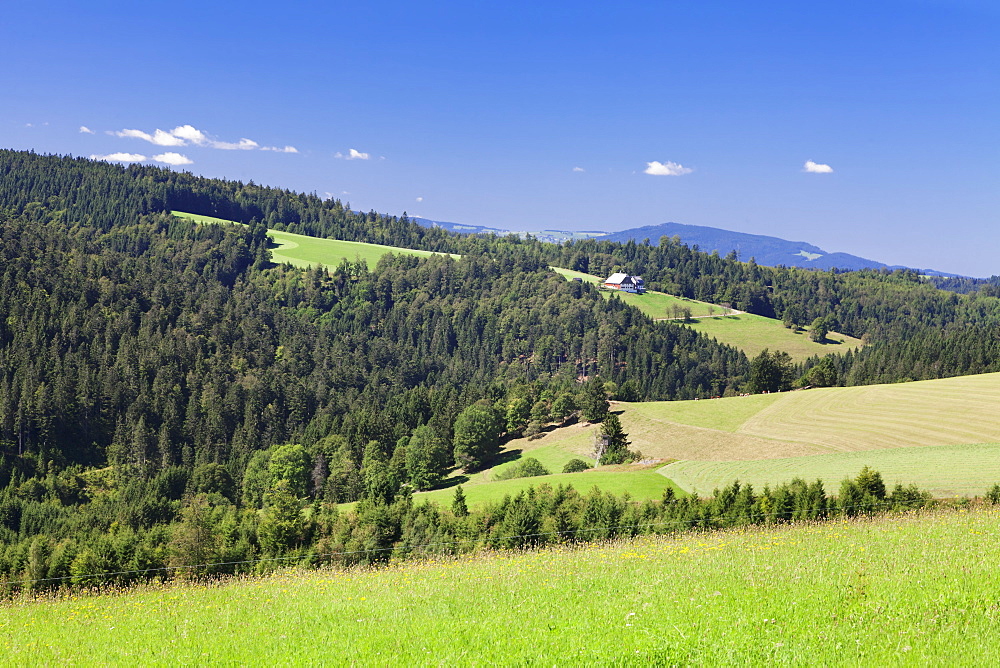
[211,138,259,150]
[79,126,95,134]
[644,160,693,176]
[416,196,424,202]
[335,148,370,160]
[90,152,146,163]
[804,160,834,174]
[153,152,193,166]
[110,124,284,152]
[572,166,585,172]
[114,128,185,146]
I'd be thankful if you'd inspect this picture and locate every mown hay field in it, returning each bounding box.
[638,372,1000,496]
[663,442,1000,498]
[6,508,1000,664]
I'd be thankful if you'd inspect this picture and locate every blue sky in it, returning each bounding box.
[3,1,998,276]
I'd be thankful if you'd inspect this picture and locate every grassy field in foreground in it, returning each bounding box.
[172,211,457,269]
[6,508,1000,664]
[683,312,863,362]
[663,442,1000,497]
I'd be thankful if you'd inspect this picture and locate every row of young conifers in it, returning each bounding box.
[5,464,997,595]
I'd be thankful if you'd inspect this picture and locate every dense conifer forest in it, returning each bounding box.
[0,149,997,591]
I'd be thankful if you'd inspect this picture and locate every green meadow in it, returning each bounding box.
[266,228,457,269]
[550,267,862,361]
[683,312,863,362]
[551,266,718,319]
[171,211,457,269]
[6,508,1000,664]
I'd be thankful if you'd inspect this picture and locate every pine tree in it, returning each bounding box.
[452,485,469,517]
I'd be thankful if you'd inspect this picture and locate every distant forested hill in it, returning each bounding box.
[599,221,964,276]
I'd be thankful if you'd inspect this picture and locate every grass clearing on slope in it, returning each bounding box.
[172,210,457,269]
[266,229,457,269]
[415,466,681,509]
[550,267,861,360]
[171,211,236,226]
[683,312,863,362]
[7,508,1000,664]
[662,442,1000,498]
[551,267,718,319]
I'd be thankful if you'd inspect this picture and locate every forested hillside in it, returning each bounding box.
[0,149,997,591]
[0,151,753,588]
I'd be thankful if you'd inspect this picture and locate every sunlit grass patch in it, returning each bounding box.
[6,508,1000,664]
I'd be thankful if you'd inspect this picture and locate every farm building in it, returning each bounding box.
[603,272,645,294]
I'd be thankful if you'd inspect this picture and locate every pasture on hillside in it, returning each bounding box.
[682,312,863,362]
[551,267,861,361]
[551,267,719,319]
[172,211,457,268]
[7,508,1000,664]
[266,229,457,269]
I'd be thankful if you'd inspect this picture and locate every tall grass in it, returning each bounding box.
[5,507,1000,664]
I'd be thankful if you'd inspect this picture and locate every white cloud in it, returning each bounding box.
[804,160,834,174]
[169,124,207,143]
[112,125,264,151]
[211,138,259,150]
[153,152,193,166]
[262,145,299,153]
[644,160,693,176]
[115,128,154,142]
[152,129,185,146]
[90,152,146,163]
[336,148,370,160]
[572,166,585,172]
[79,126,95,134]
[416,196,424,202]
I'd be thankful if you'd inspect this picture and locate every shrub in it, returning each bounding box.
[987,483,1000,505]
[494,457,551,481]
[562,459,591,474]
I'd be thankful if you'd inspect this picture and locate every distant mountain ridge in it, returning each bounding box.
[411,216,605,244]
[412,216,966,277]
[601,222,964,276]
